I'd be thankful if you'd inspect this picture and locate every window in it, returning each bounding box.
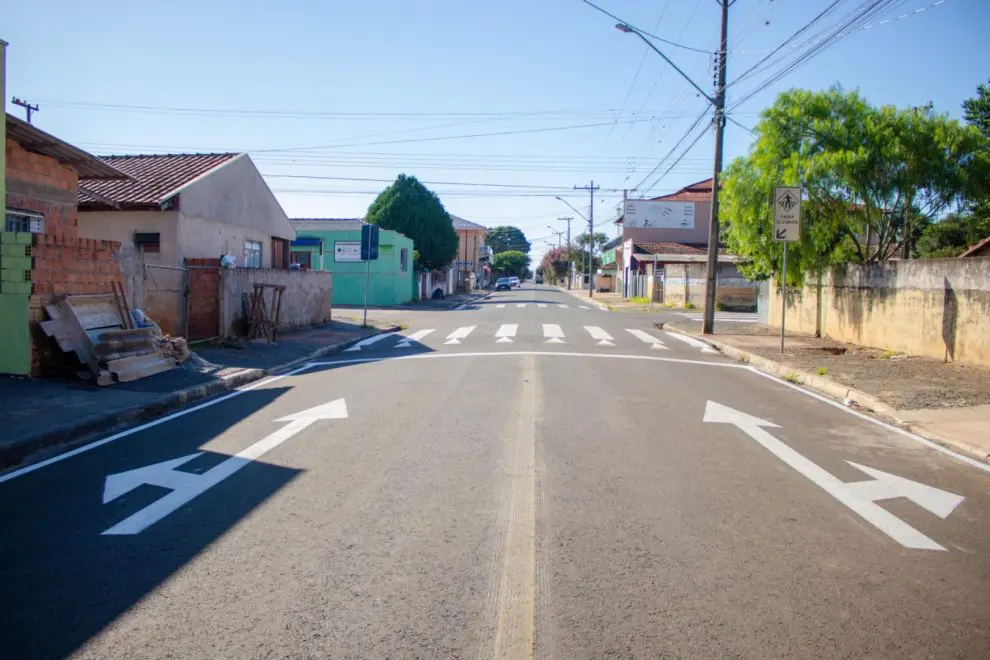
[244,240,263,268]
[400,248,409,272]
[5,209,44,234]
[290,250,312,269]
[134,232,161,254]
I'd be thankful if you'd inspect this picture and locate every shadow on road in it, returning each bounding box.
[0,386,301,659]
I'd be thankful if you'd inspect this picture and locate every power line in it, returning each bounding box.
[580,0,713,54]
[631,107,710,192]
[264,174,587,190]
[644,109,711,193]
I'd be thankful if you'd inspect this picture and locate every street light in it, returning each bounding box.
[555,197,588,289]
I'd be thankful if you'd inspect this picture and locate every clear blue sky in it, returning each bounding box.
[5,0,988,265]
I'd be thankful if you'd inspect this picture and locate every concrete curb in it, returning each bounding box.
[0,326,397,471]
[554,286,610,311]
[661,324,990,463]
[451,291,493,310]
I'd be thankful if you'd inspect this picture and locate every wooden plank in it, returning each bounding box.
[108,354,175,383]
[110,281,131,330]
[52,298,101,373]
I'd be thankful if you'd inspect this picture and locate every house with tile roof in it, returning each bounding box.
[610,178,755,309]
[78,153,294,270]
[450,215,491,290]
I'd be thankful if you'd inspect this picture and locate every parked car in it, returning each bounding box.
[534,275,544,284]
[509,276,521,288]
[495,277,512,291]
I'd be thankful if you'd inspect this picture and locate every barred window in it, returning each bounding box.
[5,209,44,234]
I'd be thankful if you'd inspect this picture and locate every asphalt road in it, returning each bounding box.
[2,284,989,658]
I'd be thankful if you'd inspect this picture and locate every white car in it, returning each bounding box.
[509,276,521,288]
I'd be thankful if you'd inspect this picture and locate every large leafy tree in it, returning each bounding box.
[574,232,609,255]
[721,87,985,284]
[492,250,530,278]
[365,174,458,271]
[917,212,990,258]
[486,226,531,255]
[539,246,570,284]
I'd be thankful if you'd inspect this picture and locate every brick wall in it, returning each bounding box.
[6,138,126,375]
[186,257,221,340]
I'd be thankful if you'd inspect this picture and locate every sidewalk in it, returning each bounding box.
[0,319,396,470]
[554,286,613,310]
[664,319,990,462]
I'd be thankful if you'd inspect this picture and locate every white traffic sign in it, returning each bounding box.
[623,199,695,229]
[703,401,964,551]
[101,398,348,535]
[773,187,801,242]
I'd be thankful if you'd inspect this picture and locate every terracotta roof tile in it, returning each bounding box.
[959,235,990,258]
[451,215,487,231]
[79,153,241,208]
[650,178,713,203]
[634,241,730,256]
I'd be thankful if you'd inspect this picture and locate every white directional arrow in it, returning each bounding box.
[395,328,434,348]
[584,325,614,347]
[495,324,518,344]
[703,401,964,551]
[443,325,476,345]
[101,398,348,536]
[344,334,392,352]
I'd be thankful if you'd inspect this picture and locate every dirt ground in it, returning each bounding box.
[664,321,990,411]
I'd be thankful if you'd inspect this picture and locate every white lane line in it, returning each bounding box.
[665,331,717,354]
[584,325,615,347]
[0,365,315,485]
[496,304,506,309]
[495,324,518,344]
[578,306,589,310]
[310,351,740,368]
[517,304,527,308]
[537,304,547,308]
[626,329,669,350]
[444,325,477,345]
[395,328,434,348]
[557,304,568,309]
[542,324,565,344]
[344,333,393,352]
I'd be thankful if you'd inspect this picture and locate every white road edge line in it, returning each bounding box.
[747,367,990,474]
[0,364,317,485]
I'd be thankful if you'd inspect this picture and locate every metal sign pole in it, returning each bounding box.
[363,233,370,327]
[780,242,787,354]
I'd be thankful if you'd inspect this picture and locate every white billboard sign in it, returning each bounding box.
[773,187,801,242]
[334,241,363,262]
[624,199,695,229]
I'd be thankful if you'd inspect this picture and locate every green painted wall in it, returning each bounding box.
[292,228,414,306]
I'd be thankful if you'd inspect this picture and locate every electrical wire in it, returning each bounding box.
[630,107,711,192]
[643,124,710,193]
[580,0,713,54]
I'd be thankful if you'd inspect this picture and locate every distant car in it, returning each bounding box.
[534,276,544,284]
[509,276,521,288]
[495,277,512,291]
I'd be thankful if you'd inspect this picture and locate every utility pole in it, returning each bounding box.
[11,97,38,123]
[702,0,729,335]
[574,181,599,297]
[559,216,573,289]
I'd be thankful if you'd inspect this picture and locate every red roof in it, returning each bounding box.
[79,153,241,208]
[959,235,990,258]
[650,178,713,203]
[633,241,730,257]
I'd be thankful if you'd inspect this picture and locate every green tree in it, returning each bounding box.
[486,226,531,255]
[721,87,984,284]
[539,246,570,284]
[961,80,990,225]
[917,213,990,258]
[492,250,530,278]
[963,79,990,138]
[365,174,458,271]
[574,232,609,255]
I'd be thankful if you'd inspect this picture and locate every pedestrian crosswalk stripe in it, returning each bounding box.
[665,331,717,353]
[517,303,527,308]
[543,324,565,344]
[537,303,547,308]
[495,324,517,344]
[496,304,506,309]
[557,304,568,309]
[578,306,589,310]
[584,325,614,346]
[626,329,668,350]
[444,325,476,345]
[395,328,435,348]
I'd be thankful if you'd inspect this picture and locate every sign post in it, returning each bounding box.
[773,187,801,353]
[360,225,380,327]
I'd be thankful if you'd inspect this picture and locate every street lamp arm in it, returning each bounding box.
[554,196,588,222]
[616,24,716,106]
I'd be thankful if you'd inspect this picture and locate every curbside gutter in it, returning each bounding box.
[0,326,399,471]
[554,286,610,311]
[661,324,989,463]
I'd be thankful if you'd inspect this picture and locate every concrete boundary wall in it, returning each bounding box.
[221,268,332,338]
[768,258,990,366]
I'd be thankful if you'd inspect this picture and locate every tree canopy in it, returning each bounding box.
[486,226,531,255]
[365,174,458,271]
[538,246,570,284]
[492,250,530,278]
[574,232,610,255]
[721,87,986,284]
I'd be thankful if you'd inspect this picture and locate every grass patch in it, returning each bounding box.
[878,350,901,360]
[817,367,829,376]
[397,322,410,330]
[783,372,802,384]
[683,302,697,310]
[630,296,650,305]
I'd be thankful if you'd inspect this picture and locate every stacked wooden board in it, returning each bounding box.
[40,292,177,386]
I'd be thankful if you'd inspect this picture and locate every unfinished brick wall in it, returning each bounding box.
[6,138,126,375]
